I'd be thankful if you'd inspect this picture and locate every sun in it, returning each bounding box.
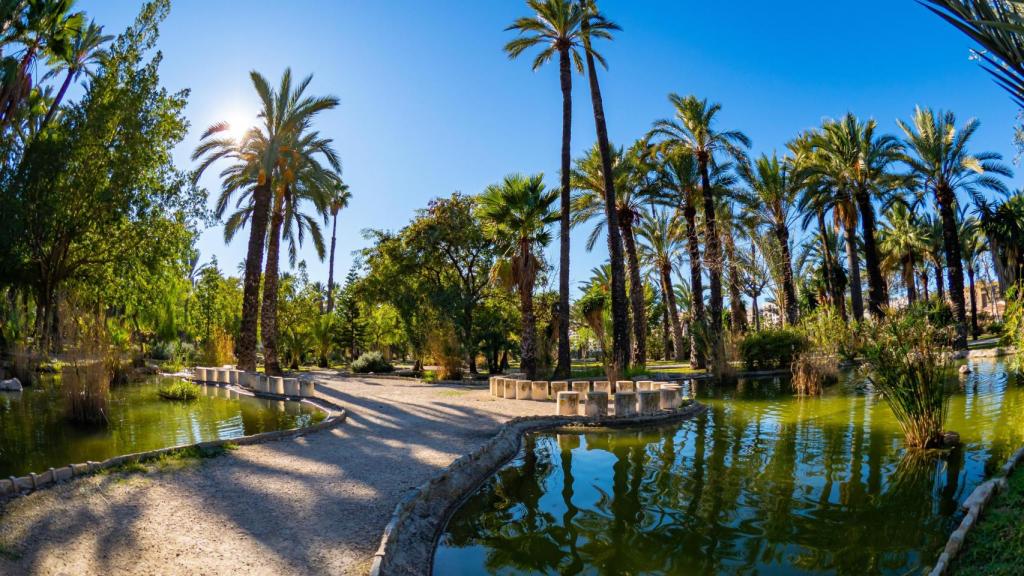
[222,112,255,143]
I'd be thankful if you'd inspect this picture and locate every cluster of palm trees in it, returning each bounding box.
[193,69,350,376]
[503,0,1016,382]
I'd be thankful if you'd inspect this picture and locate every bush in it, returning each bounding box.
[351,351,394,374]
[738,328,809,370]
[63,361,110,426]
[158,379,201,401]
[200,327,234,367]
[863,308,953,449]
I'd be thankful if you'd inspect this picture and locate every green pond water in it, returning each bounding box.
[0,376,325,478]
[435,359,1024,575]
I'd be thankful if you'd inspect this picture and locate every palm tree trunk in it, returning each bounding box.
[261,191,286,376]
[661,265,686,362]
[817,210,846,319]
[553,47,573,380]
[698,156,726,379]
[582,37,629,380]
[725,234,747,333]
[661,304,671,361]
[903,257,917,305]
[855,188,887,317]
[326,210,338,314]
[519,244,538,380]
[921,269,930,301]
[843,218,864,321]
[683,204,706,368]
[935,263,945,301]
[40,68,75,130]
[752,295,760,331]
[620,213,646,367]
[936,184,968,349]
[967,265,979,340]
[777,225,798,326]
[237,182,272,371]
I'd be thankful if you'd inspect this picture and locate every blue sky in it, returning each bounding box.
[80,0,1023,295]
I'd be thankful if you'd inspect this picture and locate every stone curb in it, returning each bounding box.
[0,382,346,503]
[368,402,707,576]
[926,443,1024,576]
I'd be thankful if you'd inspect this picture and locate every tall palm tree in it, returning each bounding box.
[40,19,111,129]
[635,209,686,361]
[737,153,801,325]
[262,127,340,375]
[192,69,338,372]
[814,114,901,318]
[578,0,629,378]
[959,208,985,339]
[717,198,748,334]
[325,179,351,314]
[922,214,947,301]
[571,141,652,366]
[479,174,560,380]
[647,93,751,378]
[879,201,928,306]
[505,0,585,379]
[898,107,1010,348]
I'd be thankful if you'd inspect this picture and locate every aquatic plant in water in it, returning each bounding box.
[157,380,201,401]
[62,362,111,426]
[863,309,953,448]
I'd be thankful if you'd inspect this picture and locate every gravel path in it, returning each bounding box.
[0,374,550,576]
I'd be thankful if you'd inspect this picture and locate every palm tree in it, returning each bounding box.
[635,209,686,361]
[737,153,801,325]
[505,0,586,380]
[959,208,985,339]
[879,201,928,306]
[717,198,748,334]
[192,69,338,372]
[973,190,1024,291]
[898,107,1010,348]
[571,141,652,367]
[479,173,559,379]
[814,114,901,318]
[737,238,771,331]
[922,214,947,301]
[578,0,629,378]
[311,313,335,367]
[262,127,340,375]
[325,179,351,314]
[40,19,111,129]
[647,94,751,378]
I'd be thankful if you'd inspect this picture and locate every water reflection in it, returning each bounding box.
[436,360,1024,575]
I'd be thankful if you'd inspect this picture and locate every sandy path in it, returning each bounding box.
[0,375,549,576]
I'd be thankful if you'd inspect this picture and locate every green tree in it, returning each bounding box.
[478,173,559,379]
[325,179,350,314]
[898,107,1010,348]
[635,209,686,361]
[40,19,111,129]
[505,0,586,379]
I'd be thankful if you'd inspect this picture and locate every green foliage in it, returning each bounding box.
[200,326,234,367]
[737,328,809,370]
[157,379,200,401]
[799,306,863,362]
[1002,284,1024,353]
[862,308,953,448]
[351,351,393,374]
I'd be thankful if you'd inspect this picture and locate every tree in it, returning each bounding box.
[505,0,586,380]
[40,19,111,129]
[571,141,651,367]
[578,0,629,379]
[336,268,366,361]
[648,93,751,379]
[737,153,801,325]
[959,208,985,339]
[478,173,559,379]
[325,179,350,314]
[879,201,928,306]
[635,209,686,361]
[898,107,1010,348]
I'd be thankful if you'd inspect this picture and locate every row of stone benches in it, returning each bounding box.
[191,367,316,398]
[488,377,687,417]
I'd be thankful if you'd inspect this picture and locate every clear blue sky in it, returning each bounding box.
[81,0,1023,295]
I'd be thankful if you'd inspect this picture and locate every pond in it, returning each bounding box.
[435,359,1024,575]
[0,375,325,478]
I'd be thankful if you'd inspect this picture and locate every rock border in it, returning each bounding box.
[927,443,1024,576]
[368,401,707,576]
[0,381,346,503]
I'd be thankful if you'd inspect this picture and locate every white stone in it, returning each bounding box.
[556,391,579,416]
[616,380,635,393]
[615,392,637,417]
[516,380,532,400]
[0,378,23,391]
[531,381,549,401]
[638,390,660,415]
[585,391,608,418]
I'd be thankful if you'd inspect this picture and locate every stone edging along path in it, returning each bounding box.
[927,443,1024,576]
[0,382,346,503]
[369,401,708,576]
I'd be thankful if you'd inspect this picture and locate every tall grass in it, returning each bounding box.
[863,309,953,449]
[62,361,110,425]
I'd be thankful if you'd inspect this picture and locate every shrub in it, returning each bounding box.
[158,379,201,401]
[738,328,809,370]
[351,351,394,374]
[200,327,234,367]
[862,308,953,449]
[1002,284,1023,350]
[62,361,110,426]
